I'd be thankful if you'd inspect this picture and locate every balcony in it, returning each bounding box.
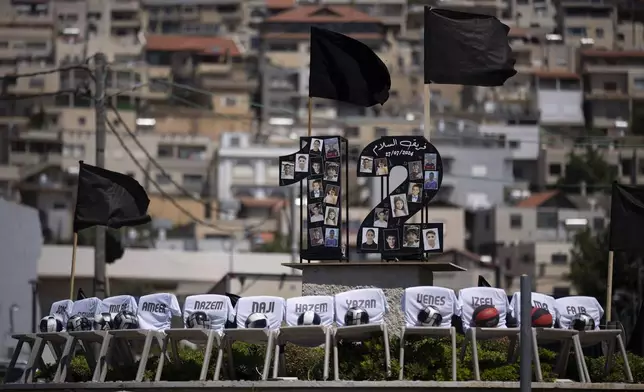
[10,152,62,167]
[0,12,54,26]
[111,0,140,12]
[201,76,258,91]
[111,18,141,29]
[196,62,232,75]
[583,64,639,73]
[148,65,171,79]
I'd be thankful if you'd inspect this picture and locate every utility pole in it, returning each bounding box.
[94,52,107,299]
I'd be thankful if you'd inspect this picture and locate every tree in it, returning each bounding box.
[258,231,290,253]
[558,147,617,194]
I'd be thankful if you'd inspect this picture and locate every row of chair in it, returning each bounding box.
[6,287,632,384]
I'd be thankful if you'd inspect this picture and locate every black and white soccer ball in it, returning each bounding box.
[417,305,443,327]
[113,311,139,330]
[245,313,269,329]
[186,311,210,329]
[297,311,321,326]
[344,307,369,326]
[39,316,64,333]
[571,312,595,331]
[94,312,114,331]
[67,315,93,332]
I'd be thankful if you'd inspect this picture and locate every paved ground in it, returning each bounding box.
[1,381,643,392]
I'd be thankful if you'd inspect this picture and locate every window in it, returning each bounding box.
[25,41,47,50]
[551,253,568,264]
[345,127,359,138]
[621,158,633,176]
[157,144,174,158]
[509,140,520,149]
[510,214,522,229]
[603,81,617,91]
[222,96,237,107]
[552,287,570,299]
[29,78,44,88]
[177,145,206,160]
[634,78,644,91]
[155,173,171,185]
[228,136,240,147]
[548,163,562,176]
[536,210,558,229]
[78,117,86,126]
[374,127,387,138]
[595,28,604,39]
[566,27,586,36]
[182,174,204,185]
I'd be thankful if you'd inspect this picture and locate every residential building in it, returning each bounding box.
[555,0,616,49]
[313,0,407,34]
[143,0,246,36]
[468,191,608,295]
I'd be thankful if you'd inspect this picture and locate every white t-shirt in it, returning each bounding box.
[555,296,603,330]
[334,288,387,327]
[285,295,334,327]
[101,295,138,316]
[183,294,234,331]
[235,295,285,330]
[458,287,510,330]
[137,293,182,331]
[70,297,104,320]
[509,292,559,327]
[402,286,460,328]
[49,300,73,328]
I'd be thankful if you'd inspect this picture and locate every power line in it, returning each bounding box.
[106,102,280,234]
[0,64,92,81]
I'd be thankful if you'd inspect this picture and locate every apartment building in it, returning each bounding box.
[143,0,246,36]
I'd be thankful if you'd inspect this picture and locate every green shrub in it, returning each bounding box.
[34,336,644,383]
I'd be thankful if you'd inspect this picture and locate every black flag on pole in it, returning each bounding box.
[309,26,391,107]
[609,182,644,251]
[478,275,492,287]
[77,288,87,300]
[73,161,151,232]
[424,8,516,86]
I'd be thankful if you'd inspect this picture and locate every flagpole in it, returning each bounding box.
[308,97,313,137]
[423,84,431,141]
[606,250,615,321]
[69,232,78,300]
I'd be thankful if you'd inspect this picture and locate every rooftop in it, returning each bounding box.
[145,35,241,57]
[265,5,380,23]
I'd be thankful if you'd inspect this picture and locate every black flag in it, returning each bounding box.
[309,26,390,107]
[478,275,492,287]
[73,161,151,232]
[106,230,125,264]
[424,8,516,86]
[609,182,644,251]
[226,292,241,308]
[77,288,87,300]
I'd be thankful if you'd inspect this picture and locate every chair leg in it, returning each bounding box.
[199,332,215,382]
[213,337,224,381]
[572,336,589,383]
[323,328,330,381]
[261,331,275,381]
[272,341,280,379]
[616,334,634,383]
[508,336,519,363]
[332,333,340,381]
[531,329,543,382]
[155,335,170,382]
[5,338,27,384]
[398,330,406,381]
[135,333,155,382]
[470,329,480,381]
[225,339,236,380]
[603,336,616,378]
[92,334,111,382]
[54,337,77,383]
[450,327,457,381]
[23,337,45,383]
[382,325,391,378]
[554,339,570,377]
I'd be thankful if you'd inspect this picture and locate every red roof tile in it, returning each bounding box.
[265,5,380,23]
[145,35,241,57]
[516,191,559,207]
[266,0,295,9]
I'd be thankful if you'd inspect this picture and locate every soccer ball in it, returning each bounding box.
[417,305,442,327]
[39,316,63,333]
[344,307,369,326]
[297,311,321,326]
[67,315,92,332]
[186,311,210,329]
[245,313,269,329]
[113,311,139,330]
[571,312,595,331]
[94,312,113,331]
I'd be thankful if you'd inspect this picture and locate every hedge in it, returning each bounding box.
[37,335,644,383]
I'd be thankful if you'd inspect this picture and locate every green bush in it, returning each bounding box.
[35,336,644,383]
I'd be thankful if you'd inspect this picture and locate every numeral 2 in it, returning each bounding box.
[356,136,444,259]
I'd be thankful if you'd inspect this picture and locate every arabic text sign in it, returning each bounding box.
[372,137,429,158]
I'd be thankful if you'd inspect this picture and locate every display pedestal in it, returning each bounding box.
[283,262,466,334]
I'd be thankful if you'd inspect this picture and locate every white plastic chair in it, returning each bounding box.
[156,294,234,381]
[556,296,633,383]
[272,295,334,380]
[458,287,520,381]
[332,288,391,381]
[223,295,285,381]
[399,286,459,381]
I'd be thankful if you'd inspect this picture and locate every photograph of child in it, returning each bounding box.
[324,185,339,205]
[325,228,338,247]
[309,179,323,199]
[309,228,324,247]
[383,229,399,250]
[424,153,437,170]
[361,227,379,250]
[423,228,441,251]
[308,203,324,223]
[280,161,294,180]
[310,158,323,176]
[390,194,409,217]
[373,208,389,228]
[295,154,309,173]
[375,158,389,176]
[325,207,339,226]
[360,157,374,173]
[408,183,423,203]
[324,162,339,182]
[403,225,420,248]
[310,138,323,154]
[424,171,439,190]
[325,138,340,159]
[408,160,423,180]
